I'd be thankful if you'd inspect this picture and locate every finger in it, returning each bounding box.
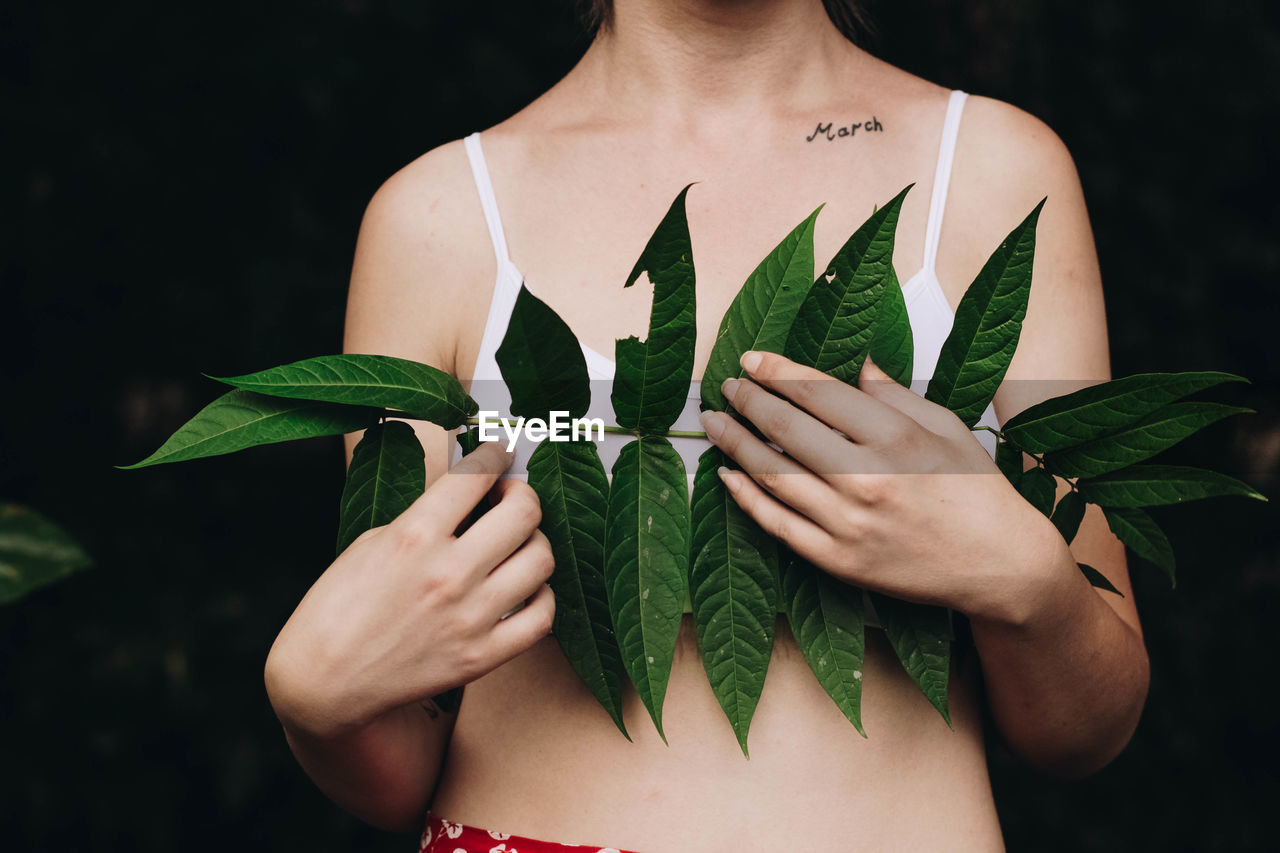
[404,440,514,534]
[717,466,837,567]
[700,409,848,527]
[858,356,970,439]
[482,529,556,618]
[485,582,556,663]
[455,478,544,571]
[718,376,865,479]
[738,350,916,446]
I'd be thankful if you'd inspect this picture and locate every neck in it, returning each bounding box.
[576,0,859,123]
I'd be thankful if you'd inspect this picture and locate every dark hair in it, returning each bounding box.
[575,0,874,44]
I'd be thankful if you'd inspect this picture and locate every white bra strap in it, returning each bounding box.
[463,132,513,267]
[921,90,969,273]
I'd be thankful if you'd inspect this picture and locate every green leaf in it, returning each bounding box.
[495,282,630,730]
[495,284,592,421]
[1078,563,1123,596]
[782,549,866,736]
[1017,466,1058,518]
[434,425,487,716]
[208,353,478,429]
[612,186,697,433]
[866,266,914,387]
[1050,490,1087,544]
[1101,506,1176,584]
[452,426,488,535]
[603,436,690,740]
[335,421,425,556]
[1043,402,1249,479]
[688,448,780,755]
[784,186,911,384]
[702,205,823,411]
[335,417,465,712]
[456,426,482,456]
[994,438,1024,488]
[925,200,1045,427]
[1078,464,1266,507]
[527,439,629,738]
[1001,371,1247,454]
[0,504,92,605]
[119,389,380,469]
[868,593,951,725]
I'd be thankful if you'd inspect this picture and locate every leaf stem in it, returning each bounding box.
[976,424,1049,465]
[974,423,1088,493]
[624,427,709,439]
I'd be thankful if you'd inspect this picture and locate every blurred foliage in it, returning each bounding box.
[2,0,1277,849]
[0,504,92,604]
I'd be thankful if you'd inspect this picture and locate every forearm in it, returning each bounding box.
[968,523,1149,778]
[279,700,456,833]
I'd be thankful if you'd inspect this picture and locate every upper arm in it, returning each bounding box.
[938,96,1142,638]
[340,140,495,483]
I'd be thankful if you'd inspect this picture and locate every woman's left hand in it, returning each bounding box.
[698,350,1071,625]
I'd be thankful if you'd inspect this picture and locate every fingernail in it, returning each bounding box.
[740,351,762,373]
[721,377,741,403]
[699,410,725,441]
[716,465,735,488]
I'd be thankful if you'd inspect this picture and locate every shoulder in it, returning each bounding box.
[937,94,1095,306]
[950,94,1086,226]
[960,96,1075,161]
[935,95,1110,399]
[344,139,496,375]
[954,95,1082,207]
[355,139,492,291]
[361,138,491,233]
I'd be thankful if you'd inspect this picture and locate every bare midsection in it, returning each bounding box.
[432,616,1004,852]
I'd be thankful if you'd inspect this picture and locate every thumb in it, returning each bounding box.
[858,354,891,386]
[858,354,905,405]
[859,354,967,438]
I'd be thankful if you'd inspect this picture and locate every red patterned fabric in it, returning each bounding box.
[420,812,640,853]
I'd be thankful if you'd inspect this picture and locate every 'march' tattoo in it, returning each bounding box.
[806,117,884,142]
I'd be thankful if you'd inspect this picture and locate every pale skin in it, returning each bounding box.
[263,0,1149,848]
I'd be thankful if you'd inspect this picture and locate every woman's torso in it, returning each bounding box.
[428,52,1006,852]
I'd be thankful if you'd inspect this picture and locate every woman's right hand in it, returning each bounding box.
[264,440,555,741]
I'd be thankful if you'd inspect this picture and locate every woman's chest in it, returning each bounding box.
[478,130,941,377]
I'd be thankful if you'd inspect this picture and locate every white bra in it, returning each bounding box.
[456,89,998,483]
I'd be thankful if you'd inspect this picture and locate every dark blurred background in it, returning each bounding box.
[3,0,1278,849]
